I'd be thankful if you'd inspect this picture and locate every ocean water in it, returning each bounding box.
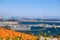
[18,21,60,36]
[20,21,60,25]
[31,26,60,36]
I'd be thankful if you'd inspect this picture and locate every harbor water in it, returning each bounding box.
[18,21,60,36]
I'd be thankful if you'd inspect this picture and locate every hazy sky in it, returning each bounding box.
[0,0,60,18]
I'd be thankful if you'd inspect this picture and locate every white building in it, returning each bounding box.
[0,21,31,31]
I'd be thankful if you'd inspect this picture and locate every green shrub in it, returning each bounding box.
[19,34,22,40]
[16,36,21,40]
[10,38,14,40]
[6,35,10,40]
[44,37,47,40]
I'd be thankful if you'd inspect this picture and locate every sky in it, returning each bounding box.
[0,0,60,18]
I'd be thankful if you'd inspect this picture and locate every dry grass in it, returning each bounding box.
[0,28,38,40]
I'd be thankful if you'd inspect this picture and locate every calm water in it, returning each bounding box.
[18,21,60,36]
[20,21,60,25]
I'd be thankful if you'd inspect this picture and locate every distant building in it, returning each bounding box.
[0,20,31,31]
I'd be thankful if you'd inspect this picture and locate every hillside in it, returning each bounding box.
[0,27,38,40]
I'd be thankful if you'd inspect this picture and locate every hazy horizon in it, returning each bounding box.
[0,0,60,18]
